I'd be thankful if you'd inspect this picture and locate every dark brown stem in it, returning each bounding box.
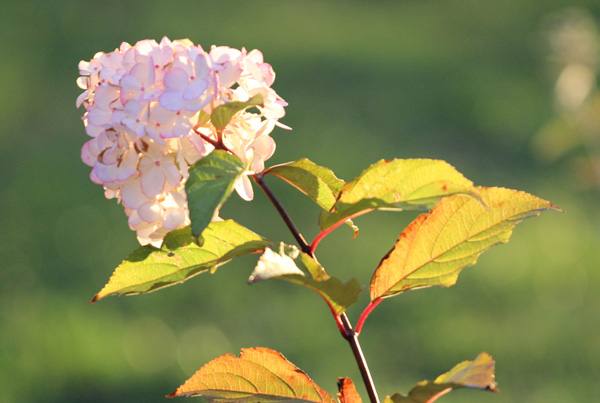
[340,314,380,403]
[194,126,227,151]
[251,174,310,253]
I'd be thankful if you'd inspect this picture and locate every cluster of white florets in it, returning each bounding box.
[77,37,288,247]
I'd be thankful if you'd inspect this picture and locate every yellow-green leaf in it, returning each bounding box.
[370,187,561,300]
[385,352,498,403]
[264,158,345,211]
[211,94,263,131]
[92,220,269,302]
[168,347,337,403]
[319,159,477,232]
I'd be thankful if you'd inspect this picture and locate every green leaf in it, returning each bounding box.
[211,94,264,131]
[264,158,345,211]
[385,352,498,403]
[196,109,211,127]
[186,150,247,237]
[370,187,561,300]
[248,243,362,315]
[168,347,337,403]
[91,220,269,302]
[319,159,478,231]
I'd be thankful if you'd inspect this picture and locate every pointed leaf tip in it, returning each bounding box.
[169,347,336,402]
[385,352,497,403]
[93,220,269,301]
[370,187,560,300]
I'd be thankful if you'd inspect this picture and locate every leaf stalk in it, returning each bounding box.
[355,299,383,335]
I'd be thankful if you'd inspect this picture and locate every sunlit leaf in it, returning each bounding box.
[91,220,269,302]
[248,243,361,315]
[264,158,345,211]
[370,187,561,300]
[319,159,477,231]
[168,347,337,402]
[385,352,498,403]
[337,378,363,403]
[186,150,247,237]
[196,109,211,127]
[211,94,264,131]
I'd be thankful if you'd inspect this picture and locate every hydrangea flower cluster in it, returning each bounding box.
[77,37,289,247]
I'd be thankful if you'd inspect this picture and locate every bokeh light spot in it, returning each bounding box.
[177,324,232,375]
[122,316,177,374]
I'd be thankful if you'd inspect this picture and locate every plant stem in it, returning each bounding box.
[355,299,383,336]
[252,174,310,253]
[254,174,379,403]
[340,314,380,403]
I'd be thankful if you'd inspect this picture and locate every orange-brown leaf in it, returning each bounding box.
[169,347,336,403]
[370,187,561,300]
[337,378,363,403]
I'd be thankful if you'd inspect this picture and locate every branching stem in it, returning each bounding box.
[340,314,380,403]
[254,174,380,403]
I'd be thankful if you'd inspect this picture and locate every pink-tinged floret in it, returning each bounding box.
[77,37,289,246]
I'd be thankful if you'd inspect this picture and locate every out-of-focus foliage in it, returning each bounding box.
[0,1,598,402]
[533,8,600,189]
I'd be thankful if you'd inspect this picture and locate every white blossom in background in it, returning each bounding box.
[77,37,289,246]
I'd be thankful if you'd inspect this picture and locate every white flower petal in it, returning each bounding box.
[89,169,103,185]
[138,201,162,223]
[76,90,89,107]
[163,208,186,230]
[120,74,142,98]
[194,53,211,79]
[163,162,182,187]
[150,104,176,125]
[84,123,104,137]
[235,175,254,201]
[121,180,148,209]
[116,150,139,182]
[163,68,189,90]
[94,85,119,109]
[159,90,185,111]
[93,162,118,183]
[141,167,166,198]
[183,79,209,101]
[171,118,192,138]
[81,139,99,167]
[87,107,112,127]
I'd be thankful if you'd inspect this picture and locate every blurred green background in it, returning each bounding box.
[1,1,599,402]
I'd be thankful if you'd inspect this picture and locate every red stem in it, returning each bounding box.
[310,209,375,254]
[355,298,383,335]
